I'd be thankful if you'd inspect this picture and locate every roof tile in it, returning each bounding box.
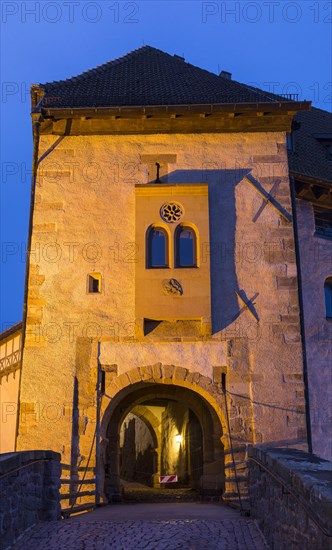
[38,45,285,108]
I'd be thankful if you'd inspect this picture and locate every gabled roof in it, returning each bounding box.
[36,45,295,109]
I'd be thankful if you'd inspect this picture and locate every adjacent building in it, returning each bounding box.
[0,322,22,453]
[288,107,332,460]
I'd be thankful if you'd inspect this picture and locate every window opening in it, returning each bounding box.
[314,207,332,239]
[175,226,196,267]
[147,227,168,268]
[324,278,332,319]
[88,274,101,293]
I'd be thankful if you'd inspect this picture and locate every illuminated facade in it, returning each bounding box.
[2,48,331,509]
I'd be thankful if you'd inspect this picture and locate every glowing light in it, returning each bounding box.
[175,434,182,444]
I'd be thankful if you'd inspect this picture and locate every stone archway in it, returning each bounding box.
[99,364,229,502]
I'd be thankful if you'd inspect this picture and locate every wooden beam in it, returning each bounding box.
[295,181,307,195]
[40,99,311,119]
[60,478,96,484]
[61,503,95,519]
[311,185,328,200]
[60,490,96,500]
[41,113,295,135]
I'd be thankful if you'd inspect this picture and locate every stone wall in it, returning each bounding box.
[0,450,61,549]
[296,198,332,460]
[248,445,332,549]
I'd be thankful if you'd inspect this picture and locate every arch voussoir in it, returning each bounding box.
[115,372,131,390]
[139,365,153,381]
[151,362,162,381]
[161,364,175,382]
[126,367,142,385]
[173,366,188,381]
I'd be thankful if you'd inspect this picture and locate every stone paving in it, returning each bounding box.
[121,481,202,502]
[10,503,269,550]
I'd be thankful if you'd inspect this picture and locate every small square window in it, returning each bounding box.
[87,274,102,293]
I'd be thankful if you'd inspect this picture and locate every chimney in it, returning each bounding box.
[219,70,232,80]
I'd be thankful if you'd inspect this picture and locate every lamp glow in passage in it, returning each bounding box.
[175,434,183,444]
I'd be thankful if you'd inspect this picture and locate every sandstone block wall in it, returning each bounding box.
[248,445,332,549]
[17,132,307,495]
[0,450,61,549]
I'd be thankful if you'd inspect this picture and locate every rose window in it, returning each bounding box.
[160,202,184,223]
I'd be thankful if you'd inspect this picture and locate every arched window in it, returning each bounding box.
[324,277,332,319]
[147,227,168,268]
[175,225,197,268]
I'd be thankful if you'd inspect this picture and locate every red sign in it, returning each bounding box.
[159,475,178,483]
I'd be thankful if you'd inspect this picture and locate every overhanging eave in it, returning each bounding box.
[35,100,311,119]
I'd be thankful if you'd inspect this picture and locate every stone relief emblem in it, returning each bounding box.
[160,202,184,223]
[162,278,183,296]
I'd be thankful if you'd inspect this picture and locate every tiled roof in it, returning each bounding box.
[38,46,290,109]
[288,108,332,184]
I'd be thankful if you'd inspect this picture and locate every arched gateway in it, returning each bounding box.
[99,365,228,502]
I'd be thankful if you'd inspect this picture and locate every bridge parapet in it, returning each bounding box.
[0,450,61,549]
[248,444,332,549]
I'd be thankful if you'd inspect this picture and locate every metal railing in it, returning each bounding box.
[0,458,50,479]
[279,93,299,101]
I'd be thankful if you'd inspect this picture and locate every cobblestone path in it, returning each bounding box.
[11,519,268,550]
[11,504,269,550]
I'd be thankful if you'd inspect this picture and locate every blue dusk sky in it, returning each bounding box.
[1,0,331,329]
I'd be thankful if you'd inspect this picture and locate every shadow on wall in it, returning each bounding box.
[156,168,252,333]
[120,417,157,486]
[69,376,80,504]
